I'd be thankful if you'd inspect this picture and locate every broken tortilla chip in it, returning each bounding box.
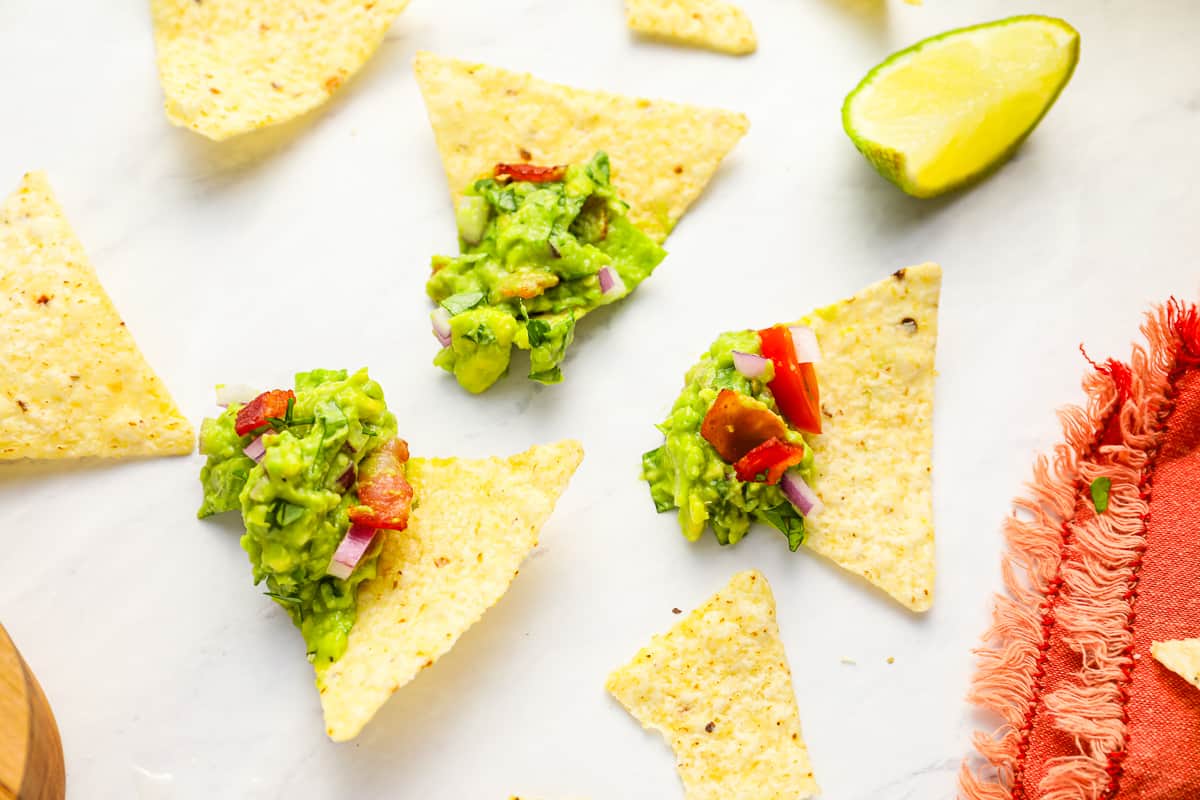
[606,571,820,800]
[413,51,749,243]
[800,263,941,611]
[626,0,757,55]
[316,440,584,741]
[1152,639,1200,691]
[0,173,193,461]
[150,0,411,140]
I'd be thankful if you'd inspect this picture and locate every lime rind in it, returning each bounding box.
[843,15,1080,199]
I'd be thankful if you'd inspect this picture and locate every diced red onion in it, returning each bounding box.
[431,308,452,348]
[781,470,823,518]
[789,326,822,364]
[732,351,769,379]
[215,383,258,408]
[243,433,268,464]
[336,463,356,491]
[327,523,378,580]
[598,266,625,296]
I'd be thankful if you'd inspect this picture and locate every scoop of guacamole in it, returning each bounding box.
[198,368,398,665]
[642,331,816,550]
[427,152,667,393]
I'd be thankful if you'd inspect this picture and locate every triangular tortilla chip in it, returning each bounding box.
[606,571,820,800]
[316,440,584,741]
[1152,639,1200,690]
[414,52,749,243]
[150,0,411,140]
[800,263,941,611]
[625,0,757,55]
[0,173,193,461]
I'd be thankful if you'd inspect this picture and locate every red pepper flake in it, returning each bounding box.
[494,163,566,183]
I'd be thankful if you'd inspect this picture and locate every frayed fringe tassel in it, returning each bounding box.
[960,300,1195,800]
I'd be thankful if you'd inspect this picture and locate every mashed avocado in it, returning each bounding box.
[427,152,666,393]
[198,369,398,665]
[643,331,816,550]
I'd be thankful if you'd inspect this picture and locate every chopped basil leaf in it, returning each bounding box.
[760,503,806,552]
[1090,476,1112,513]
[496,189,518,213]
[360,423,379,437]
[441,291,486,316]
[529,366,563,385]
[641,448,675,513]
[526,318,551,348]
[463,324,497,345]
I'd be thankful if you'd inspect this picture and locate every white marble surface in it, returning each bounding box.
[1,1,1198,798]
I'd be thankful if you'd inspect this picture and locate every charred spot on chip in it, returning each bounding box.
[674,164,684,174]
[705,721,716,733]
[324,75,342,93]
[900,317,918,333]
[16,400,28,413]
[35,294,51,304]
[893,267,907,280]
[519,147,532,161]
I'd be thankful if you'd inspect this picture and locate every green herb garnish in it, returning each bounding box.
[1090,477,1112,513]
[526,318,551,348]
[760,504,807,552]
[441,291,486,316]
[463,324,497,345]
[264,592,302,606]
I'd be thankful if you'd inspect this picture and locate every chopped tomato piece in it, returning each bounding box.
[235,389,295,436]
[700,389,789,464]
[733,437,807,485]
[494,163,566,183]
[348,438,413,531]
[758,325,822,434]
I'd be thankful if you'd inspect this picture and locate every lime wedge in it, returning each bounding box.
[843,15,1079,198]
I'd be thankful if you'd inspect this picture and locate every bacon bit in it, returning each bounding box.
[499,270,559,299]
[700,389,788,464]
[494,163,566,183]
[234,389,294,436]
[349,438,414,531]
[36,294,51,305]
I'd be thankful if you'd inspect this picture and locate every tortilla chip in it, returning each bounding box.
[316,440,584,741]
[800,263,941,611]
[414,52,749,243]
[625,0,757,55]
[1152,639,1200,690]
[150,0,411,140]
[0,173,193,461]
[606,571,820,800]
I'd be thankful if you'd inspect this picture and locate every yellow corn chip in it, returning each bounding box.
[606,571,819,800]
[0,173,193,461]
[800,263,941,611]
[1152,639,1200,690]
[150,0,411,140]
[414,52,749,243]
[316,440,584,741]
[625,0,757,55]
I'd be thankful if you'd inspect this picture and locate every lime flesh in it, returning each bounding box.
[843,15,1080,198]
